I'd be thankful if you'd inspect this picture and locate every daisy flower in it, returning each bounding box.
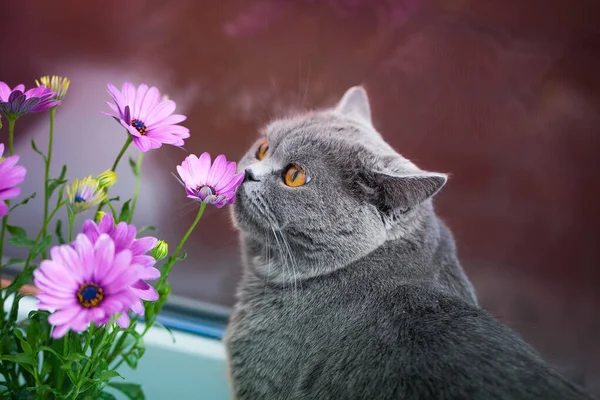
[0,143,27,217]
[66,176,106,214]
[0,82,59,119]
[80,213,160,303]
[34,234,147,338]
[35,75,71,101]
[103,82,190,152]
[176,152,244,208]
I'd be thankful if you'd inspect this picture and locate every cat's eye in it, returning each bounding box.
[283,164,310,187]
[256,140,269,160]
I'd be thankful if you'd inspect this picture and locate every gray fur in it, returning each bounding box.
[224,87,593,399]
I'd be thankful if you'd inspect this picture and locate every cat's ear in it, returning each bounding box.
[363,168,447,212]
[335,86,372,123]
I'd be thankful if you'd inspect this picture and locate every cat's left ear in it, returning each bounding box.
[335,86,372,124]
[362,166,448,212]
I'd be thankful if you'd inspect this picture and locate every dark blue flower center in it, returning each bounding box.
[131,118,148,135]
[77,282,104,308]
[74,195,86,203]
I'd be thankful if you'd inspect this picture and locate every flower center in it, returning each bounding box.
[131,118,148,135]
[74,195,86,203]
[76,282,104,308]
[198,185,216,195]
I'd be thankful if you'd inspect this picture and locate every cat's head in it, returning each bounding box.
[233,86,447,281]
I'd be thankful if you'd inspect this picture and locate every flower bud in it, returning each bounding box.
[96,170,117,189]
[94,211,107,224]
[151,240,169,261]
[36,75,70,101]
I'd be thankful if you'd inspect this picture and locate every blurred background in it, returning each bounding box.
[1,0,599,395]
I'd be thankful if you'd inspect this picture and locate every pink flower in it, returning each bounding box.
[0,143,27,217]
[0,82,59,119]
[80,213,160,304]
[176,152,244,208]
[103,82,190,152]
[34,234,148,338]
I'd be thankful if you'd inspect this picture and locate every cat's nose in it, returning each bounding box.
[244,168,260,182]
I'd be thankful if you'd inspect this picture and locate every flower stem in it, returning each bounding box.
[128,152,143,224]
[7,117,15,156]
[67,209,75,243]
[111,135,132,172]
[158,202,206,286]
[41,107,56,257]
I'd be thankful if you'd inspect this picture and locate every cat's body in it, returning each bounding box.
[224,87,594,399]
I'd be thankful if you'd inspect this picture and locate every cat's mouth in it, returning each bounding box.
[233,189,271,232]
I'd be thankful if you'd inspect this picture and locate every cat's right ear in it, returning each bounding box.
[335,86,372,124]
[358,160,448,212]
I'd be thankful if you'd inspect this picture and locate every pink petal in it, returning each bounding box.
[81,220,100,243]
[133,136,153,152]
[98,213,115,234]
[48,306,81,325]
[138,87,160,122]
[130,236,157,255]
[51,324,71,339]
[116,313,131,328]
[207,155,227,187]
[145,99,176,125]
[132,84,148,117]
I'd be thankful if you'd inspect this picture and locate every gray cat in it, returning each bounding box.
[224,86,594,400]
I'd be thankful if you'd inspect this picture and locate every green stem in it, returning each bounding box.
[158,202,206,286]
[41,107,56,256]
[67,209,75,243]
[111,135,132,172]
[128,152,143,224]
[8,117,15,156]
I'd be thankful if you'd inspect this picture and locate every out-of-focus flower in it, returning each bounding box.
[95,169,117,189]
[0,143,27,217]
[34,234,147,338]
[0,82,59,119]
[66,177,106,214]
[151,240,169,261]
[35,76,70,101]
[81,213,159,306]
[176,152,244,208]
[103,82,190,152]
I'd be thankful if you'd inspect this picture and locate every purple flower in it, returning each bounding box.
[103,82,190,152]
[176,152,244,208]
[80,213,160,304]
[0,143,27,217]
[34,234,147,338]
[0,82,59,119]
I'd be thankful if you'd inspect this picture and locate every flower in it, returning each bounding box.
[95,169,117,189]
[0,82,59,119]
[66,176,106,214]
[103,82,190,152]
[151,240,169,261]
[0,143,27,217]
[176,153,244,208]
[34,234,148,338]
[81,213,160,303]
[35,75,70,101]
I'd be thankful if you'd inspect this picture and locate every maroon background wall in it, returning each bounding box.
[1,0,599,394]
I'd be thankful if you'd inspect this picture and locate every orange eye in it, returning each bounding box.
[283,164,310,187]
[256,140,269,160]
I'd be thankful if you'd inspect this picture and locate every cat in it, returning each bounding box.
[223,86,594,400]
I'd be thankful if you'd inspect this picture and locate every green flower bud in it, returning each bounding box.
[151,240,169,261]
[96,170,117,189]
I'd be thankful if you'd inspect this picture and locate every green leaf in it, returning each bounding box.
[98,370,124,381]
[138,225,156,234]
[1,257,24,268]
[38,346,65,362]
[98,392,118,400]
[118,199,132,223]
[107,382,145,400]
[108,196,121,202]
[55,219,66,244]
[153,321,176,343]
[30,234,52,259]
[6,225,35,247]
[128,156,140,177]
[0,353,35,364]
[31,138,47,162]
[48,165,68,198]
[176,251,187,262]
[13,329,33,355]
[9,192,37,212]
